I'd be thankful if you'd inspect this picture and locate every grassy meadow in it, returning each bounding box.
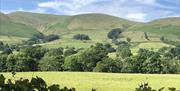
[1,72,180,91]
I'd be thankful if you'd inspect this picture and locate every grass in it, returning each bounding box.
[1,72,180,91]
[0,36,27,44]
[0,12,39,38]
[128,17,180,35]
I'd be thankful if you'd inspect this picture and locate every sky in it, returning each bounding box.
[0,0,180,22]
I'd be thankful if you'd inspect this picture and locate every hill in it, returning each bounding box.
[8,12,139,34]
[129,17,180,35]
[8,11,70,33]
[0,12,40,38]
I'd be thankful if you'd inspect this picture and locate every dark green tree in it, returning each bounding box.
[73,34,90,40]
[107,28,122,39]
[0,54,7,72]
[116,45,132,59]
[63,54,83,71]
[93,58,122,72]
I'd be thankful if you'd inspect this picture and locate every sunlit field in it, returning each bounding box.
[1,72,180,91]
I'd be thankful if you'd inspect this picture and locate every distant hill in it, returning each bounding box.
[1,11,180,39]
[8,12,139,34]
[0,12,40,38]
[129,17,180,35]
[8,12,70,33]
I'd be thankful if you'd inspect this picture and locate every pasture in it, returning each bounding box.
[1,72,180,91]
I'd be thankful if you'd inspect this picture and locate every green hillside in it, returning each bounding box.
[8,12,139,34]
[65,13,137,30]
[0,12,40,38]
[129,17,180,35]
[0,12,179,49]
[8,11,70,33]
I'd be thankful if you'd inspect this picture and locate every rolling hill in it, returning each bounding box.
[0,11,179,48]
[8,12,139,34]
[0,12,40,38]
[128,17,180,35]
[7,12,180,36]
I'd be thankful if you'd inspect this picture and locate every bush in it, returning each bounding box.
[73,34,90,40]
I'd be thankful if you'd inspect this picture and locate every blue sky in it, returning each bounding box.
[0,0,180,22]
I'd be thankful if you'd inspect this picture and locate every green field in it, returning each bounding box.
[1,72,180,91]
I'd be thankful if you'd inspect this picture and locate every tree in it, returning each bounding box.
[0,41,4,51]
[121,57,134,73]
[63,47,77,57]
[39,55,64,71]
[160,36,165,42]
[116,45,132,59]
[164,46,180,60]
[20,46,47,60]
[141,52,162,73]
[107,28,122,39]
[19,46,47,71]
[161,58,180,74]
[93,58,122,72]
[63,54,83,71]
[144,32,149,40]
[78,43,109,71]
[73,34,90,40]
[39,48,64,71]
[0,54,7,72]
[2,48,12,55]
[102,43,115,53]
[126,37,131,43]
[0,41,3,45]
[6,53,35,72]
[43,34,59,42]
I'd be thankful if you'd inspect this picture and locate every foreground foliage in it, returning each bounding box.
[0,74,75,91]
[0,73,178,91]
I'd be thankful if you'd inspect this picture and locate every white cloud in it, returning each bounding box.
[136,0,156,5]
[1,0,178,22]
[125,13,147,22]
[29,8,47,13]
[38,0,100,10]
[38,1,60,8]
[0,8,46,14]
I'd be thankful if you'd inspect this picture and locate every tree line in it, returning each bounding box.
[0,40,180,74]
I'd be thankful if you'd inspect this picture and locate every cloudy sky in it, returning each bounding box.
[0,0,179,22]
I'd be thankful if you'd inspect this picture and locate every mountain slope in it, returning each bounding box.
[129,17,180,35]
[8,12,139,34]
[8,11,70,33]
[65,13,138,30]
[0,12,40,38]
